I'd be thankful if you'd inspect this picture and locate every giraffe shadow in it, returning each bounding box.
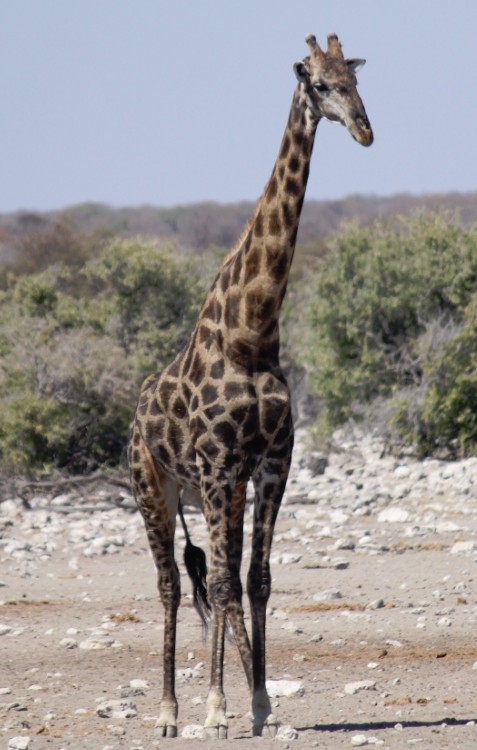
[295,716,476,733]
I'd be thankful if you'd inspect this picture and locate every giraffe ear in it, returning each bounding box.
[293,61,309,83]
[347,58,366,74]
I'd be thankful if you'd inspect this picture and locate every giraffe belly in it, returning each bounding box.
[134,365,292,492]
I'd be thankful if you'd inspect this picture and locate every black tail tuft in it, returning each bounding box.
[179,502,211,632]
[183,536,211,631]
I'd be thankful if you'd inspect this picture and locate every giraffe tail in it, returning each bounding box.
[178,501,211,632]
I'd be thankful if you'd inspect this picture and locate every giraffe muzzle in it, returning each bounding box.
[353,115,374,147]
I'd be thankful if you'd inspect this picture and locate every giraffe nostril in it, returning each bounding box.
[356,115,371,132]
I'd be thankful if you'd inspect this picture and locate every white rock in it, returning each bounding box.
[281,621,303,634]
[96,700,137,719]
[276,724,299,740]
[100,621,117,631]
[50,492,74,506]
[377,508,409,523]
[331,638,347,647]
[0,687,12,695]
[351,735,369,747]
[1,499,17,517]
[181,724,206,739]
[436,521,461,533]
[59,638,78,649]
[329,510,349,524]
[79,636,116,650]
[344,680,377,695]
[4,540,31,556]
[309,633,323,643]
[313,588,342,602]
[386,639,403,648]
[331,538,356,551]
[130,679,150,690]
[0,624,13,636]
[450,541,477,555]
[332,558,350,570]
[8,738,30,750]
[367,599,385,610]
[266,679,305,698]
[108,725,126,736]
[176,668,194,680]
[270,552,302,565]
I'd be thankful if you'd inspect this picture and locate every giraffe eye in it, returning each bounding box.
[314,82,330,95]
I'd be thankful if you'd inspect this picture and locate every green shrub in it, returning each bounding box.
[391,297,477,456]
[0,241,205,475]
[302,214,477,454]
[85,241,205,368]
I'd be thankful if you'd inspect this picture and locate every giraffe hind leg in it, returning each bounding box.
[200,475,255,737]
[199,470,236,738]
[129,428,181,737]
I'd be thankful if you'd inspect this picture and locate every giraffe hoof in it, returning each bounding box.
[266,720,278,739]
[204,725,228,739]
[156,724,177,738]
[252,717,279,738]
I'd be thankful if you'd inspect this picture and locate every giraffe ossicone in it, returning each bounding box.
[128,31,373,739]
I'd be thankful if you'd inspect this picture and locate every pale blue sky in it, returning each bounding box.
[2,1,477,213]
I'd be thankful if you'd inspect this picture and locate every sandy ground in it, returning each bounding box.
[2,471,477,750]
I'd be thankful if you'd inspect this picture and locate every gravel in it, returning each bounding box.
[2,426,477,748]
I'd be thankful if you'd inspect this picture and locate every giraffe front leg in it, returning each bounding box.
[157,701,178,738]
[208,481,253,730]
[226,482,253,687]
[251,688,277,738]
[204,598,228,738]
[247,555,278,738]
[248,449,292,737]
[203,570,230,738]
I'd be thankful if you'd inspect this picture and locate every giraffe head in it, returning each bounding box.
[293,32,373,147]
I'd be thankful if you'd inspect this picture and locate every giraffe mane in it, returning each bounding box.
[218,189,268,269]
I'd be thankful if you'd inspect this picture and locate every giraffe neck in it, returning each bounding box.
[255,83,319,259]
[198,85,320,368]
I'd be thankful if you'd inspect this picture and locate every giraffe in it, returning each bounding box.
[128,32,373,739]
